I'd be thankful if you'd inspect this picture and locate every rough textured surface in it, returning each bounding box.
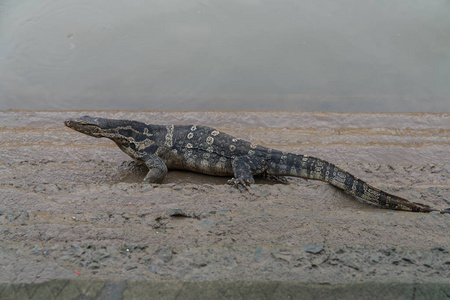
[0,111,449,296]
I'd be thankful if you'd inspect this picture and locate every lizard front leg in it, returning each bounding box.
[142,153,168,183]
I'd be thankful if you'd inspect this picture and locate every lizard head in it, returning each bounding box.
[64,116,115,138]
[65,116,153,160]
[64,115,152,152]
[64,115,136,143]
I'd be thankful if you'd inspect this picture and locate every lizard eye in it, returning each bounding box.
[117,138,129,145]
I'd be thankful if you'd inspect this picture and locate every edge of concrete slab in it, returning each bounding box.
[1,280,449,300]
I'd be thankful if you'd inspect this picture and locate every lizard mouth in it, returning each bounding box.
[64,118,92,129]
[64,118,103,137]
[63,119,75,127]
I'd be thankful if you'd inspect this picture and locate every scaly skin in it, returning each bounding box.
[64,116,450,214]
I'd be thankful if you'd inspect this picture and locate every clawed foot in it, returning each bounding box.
[227,177,254,192]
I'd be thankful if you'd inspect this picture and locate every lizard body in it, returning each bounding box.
[65,116,450,214]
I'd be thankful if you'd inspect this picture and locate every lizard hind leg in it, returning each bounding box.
[228,155,257,188]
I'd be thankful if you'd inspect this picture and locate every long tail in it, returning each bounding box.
[266,152,450,213]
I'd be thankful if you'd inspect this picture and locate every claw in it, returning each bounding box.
[227,177,252,192]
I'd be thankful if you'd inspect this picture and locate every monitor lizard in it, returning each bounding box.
[65,116,450,214]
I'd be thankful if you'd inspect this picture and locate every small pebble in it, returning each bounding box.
[303,244,324,254]
[169,208,190,217]
[344,258,360,270]
[402,251,416,264]
[254,247,263,262]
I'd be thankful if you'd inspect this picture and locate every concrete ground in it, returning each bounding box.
[0,111,449,299]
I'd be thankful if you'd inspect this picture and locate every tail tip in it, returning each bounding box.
[440,208,450,214]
